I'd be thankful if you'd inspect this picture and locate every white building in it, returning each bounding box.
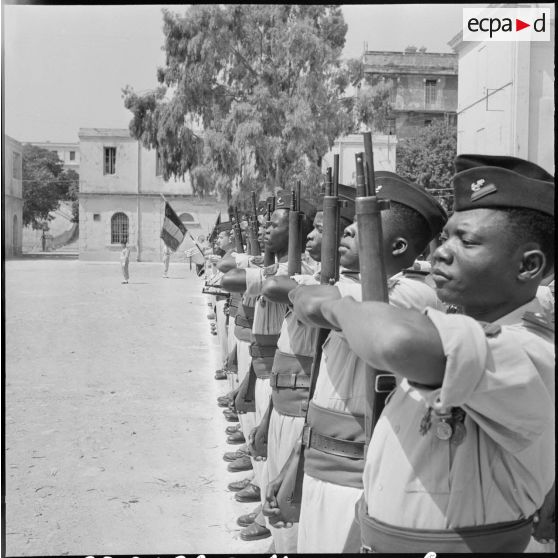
[29,141,80,172]
[322,134,397,185]
[3,135,23,257]
[78,128,225,262]
[448,9,554,173]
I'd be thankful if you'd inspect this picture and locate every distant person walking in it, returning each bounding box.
[162,243,172,278]
[120,241,131,284]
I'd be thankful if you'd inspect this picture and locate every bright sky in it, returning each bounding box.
[3,4,473,144]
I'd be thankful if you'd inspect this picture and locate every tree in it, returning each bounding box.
[395,119,457,212]
[123,5,353,204]
[22,145,79,228]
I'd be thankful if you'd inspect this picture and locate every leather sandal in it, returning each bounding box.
[223,409,239,422]
[225,424,241,435]
[227,431,246,445]
[214,369,227,380]
[236,511,257,527]
[235,483,261,503]
[223,446,249,462]
[227,455,253,472]
[228,477,252,492]
[240,522,271,541]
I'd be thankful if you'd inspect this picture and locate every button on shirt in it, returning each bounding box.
[363,297,555,529]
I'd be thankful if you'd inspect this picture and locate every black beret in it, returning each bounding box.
[274,189,317,219]
[452,155,554,216]
[374,171,448,238]
[215,221,233,235]
[338,183,356,222]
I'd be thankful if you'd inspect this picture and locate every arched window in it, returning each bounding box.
[179,212,200,228]
[111,212,129,244]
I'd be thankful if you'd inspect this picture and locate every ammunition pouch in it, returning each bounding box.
[270,351,313,417]
[234,364,256,414]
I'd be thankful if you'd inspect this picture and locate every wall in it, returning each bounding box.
[3,135,23,257]
[322,134,397,185]
[454,27,554,173]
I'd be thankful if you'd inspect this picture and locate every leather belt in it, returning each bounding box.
[302,425,364,459]
[249,344,277,358]
[375,373,396,393]
[270,373,311,390]
[235,315,253,329]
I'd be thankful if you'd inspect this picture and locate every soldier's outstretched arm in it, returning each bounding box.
[261,275,299,304]
[321,296,446,388]
[220,268,247,292]
[217,253,237,273]
[289,284,341,329]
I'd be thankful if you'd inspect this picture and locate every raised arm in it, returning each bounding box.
[221,268,247,293]
[321,297,446,387]
[261,275,300,304]
[289,284,342,329]
[217,253,238,273]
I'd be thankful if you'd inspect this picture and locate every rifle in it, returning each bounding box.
[275,162,342,523]
[232,207,245,254]
[248,192,262,256]
[263,198,276,267]
[287,181,303,276]
[356,132,391,448]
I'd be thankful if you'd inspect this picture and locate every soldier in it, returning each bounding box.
[258,190,354,553]
[317,155,554,553]
[221,192,316,542]
[271,172,447,553]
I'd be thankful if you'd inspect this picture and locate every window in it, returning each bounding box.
[111,212,128,244]
[104,147,116,175]
[155,152,163,176]
[93,214,101,222]
[12,152,21,179]
[70,151,76,161]
[424,119,432,126]
[425,79,438,108]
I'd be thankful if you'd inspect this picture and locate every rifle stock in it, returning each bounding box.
[233,207,245,253]
[275,164,341,523]
[355,133,391,447]
[263,199,275,266]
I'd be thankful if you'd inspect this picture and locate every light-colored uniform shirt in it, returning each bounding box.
[312,273,444,415]
[363,297,555,529]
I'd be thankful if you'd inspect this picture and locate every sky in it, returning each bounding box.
[3,4,473,144]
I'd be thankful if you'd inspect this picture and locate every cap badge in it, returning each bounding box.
[471,179,485,192]
[376,184,383,192]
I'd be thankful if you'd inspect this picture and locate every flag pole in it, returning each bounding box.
[189,233,205,257]
[160,193,168,203]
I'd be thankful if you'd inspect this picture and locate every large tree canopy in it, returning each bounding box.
[123,4,354,205]
[22,145,79,229]
[396,119,457,212]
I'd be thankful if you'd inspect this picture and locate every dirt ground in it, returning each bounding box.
[4,257,272,556]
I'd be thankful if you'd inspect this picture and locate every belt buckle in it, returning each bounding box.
[291,373,297,388]
[302,425,312,447]
[375,374,395,393]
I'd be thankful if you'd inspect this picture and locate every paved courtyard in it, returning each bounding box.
[4,257,270,556]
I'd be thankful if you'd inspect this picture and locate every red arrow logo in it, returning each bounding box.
[516,18,530,31]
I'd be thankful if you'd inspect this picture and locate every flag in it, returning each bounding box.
[207,212,222,243]
[160,201,187,252]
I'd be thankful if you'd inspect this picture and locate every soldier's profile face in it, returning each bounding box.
[265,209,289,252]
[217,231,232,249]
[306,211,323,261]
[431,208,523,311]
[339,221,359,271]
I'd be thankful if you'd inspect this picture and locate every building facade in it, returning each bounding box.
[448,18,554,173]
[3,135,23,257]
[321,134,397,185]
[78,128,225,262]
[362,48,458,138]
[29,141,80,172]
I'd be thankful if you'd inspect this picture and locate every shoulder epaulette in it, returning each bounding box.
[522,311,555,334]
[402,268,430,281]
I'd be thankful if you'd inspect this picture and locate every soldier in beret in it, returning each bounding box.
[317,155,554,553]
[220,192,316,542]
[270,173,447,553]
